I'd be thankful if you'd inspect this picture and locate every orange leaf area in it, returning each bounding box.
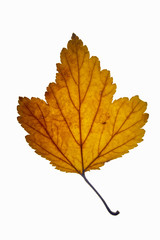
[17,34,149,174]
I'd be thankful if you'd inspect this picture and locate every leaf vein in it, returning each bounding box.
[86,137,136,170]
[76,42,84,173]
[82,73,109,145]
[58,68,78,111]
[22,122,49,138]
[23,101,79,173]
[29,138,76,171]
[64,52,78,85]
[49,85,80,146]
[84,100,142,171]
[81,58,97,104]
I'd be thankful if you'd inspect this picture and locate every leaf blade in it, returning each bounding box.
[17,34,149,174]
[84,96,148,171]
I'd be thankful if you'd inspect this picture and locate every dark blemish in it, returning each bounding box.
[102,122,106,124]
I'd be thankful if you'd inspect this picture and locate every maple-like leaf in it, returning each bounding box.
[17,34,148,215]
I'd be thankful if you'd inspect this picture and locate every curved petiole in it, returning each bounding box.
[81,172,120,216]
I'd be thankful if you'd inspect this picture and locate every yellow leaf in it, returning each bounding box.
[17,34,149,215]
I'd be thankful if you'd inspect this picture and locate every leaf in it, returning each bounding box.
[17,34,149,215]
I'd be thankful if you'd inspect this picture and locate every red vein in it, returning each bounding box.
[64,52,77,85]
[99,99,141,155]
[49,117,64,122]
[81,58,97,104]
[49,85,80,146]
[22,122,49,138]
[82,75,109,145]
[133,104,145,113]
[86,136,136,170]
[79,52,87,70]
[112,100,126,134]
[89,162,105,168]
[118,119,143,135]
[55,124,59,145]
[30,139,69,163]
[97,125,105,154]
[100,137,136,158]
[75,44,84,173]
[58,68,78,111]
[23,102,79,173]
[37,103,47,128]
[115,100,141,134]
[84,100,142,171]
[29,138,76,171]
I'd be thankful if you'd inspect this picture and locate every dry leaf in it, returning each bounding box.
[17,34,148,215]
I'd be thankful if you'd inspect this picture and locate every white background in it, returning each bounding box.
[0,0,160,239]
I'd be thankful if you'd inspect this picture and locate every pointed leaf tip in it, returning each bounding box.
[19,96,23,102]
[71,33,77,39]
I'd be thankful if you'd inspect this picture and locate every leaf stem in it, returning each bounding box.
[82,173,120,216]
